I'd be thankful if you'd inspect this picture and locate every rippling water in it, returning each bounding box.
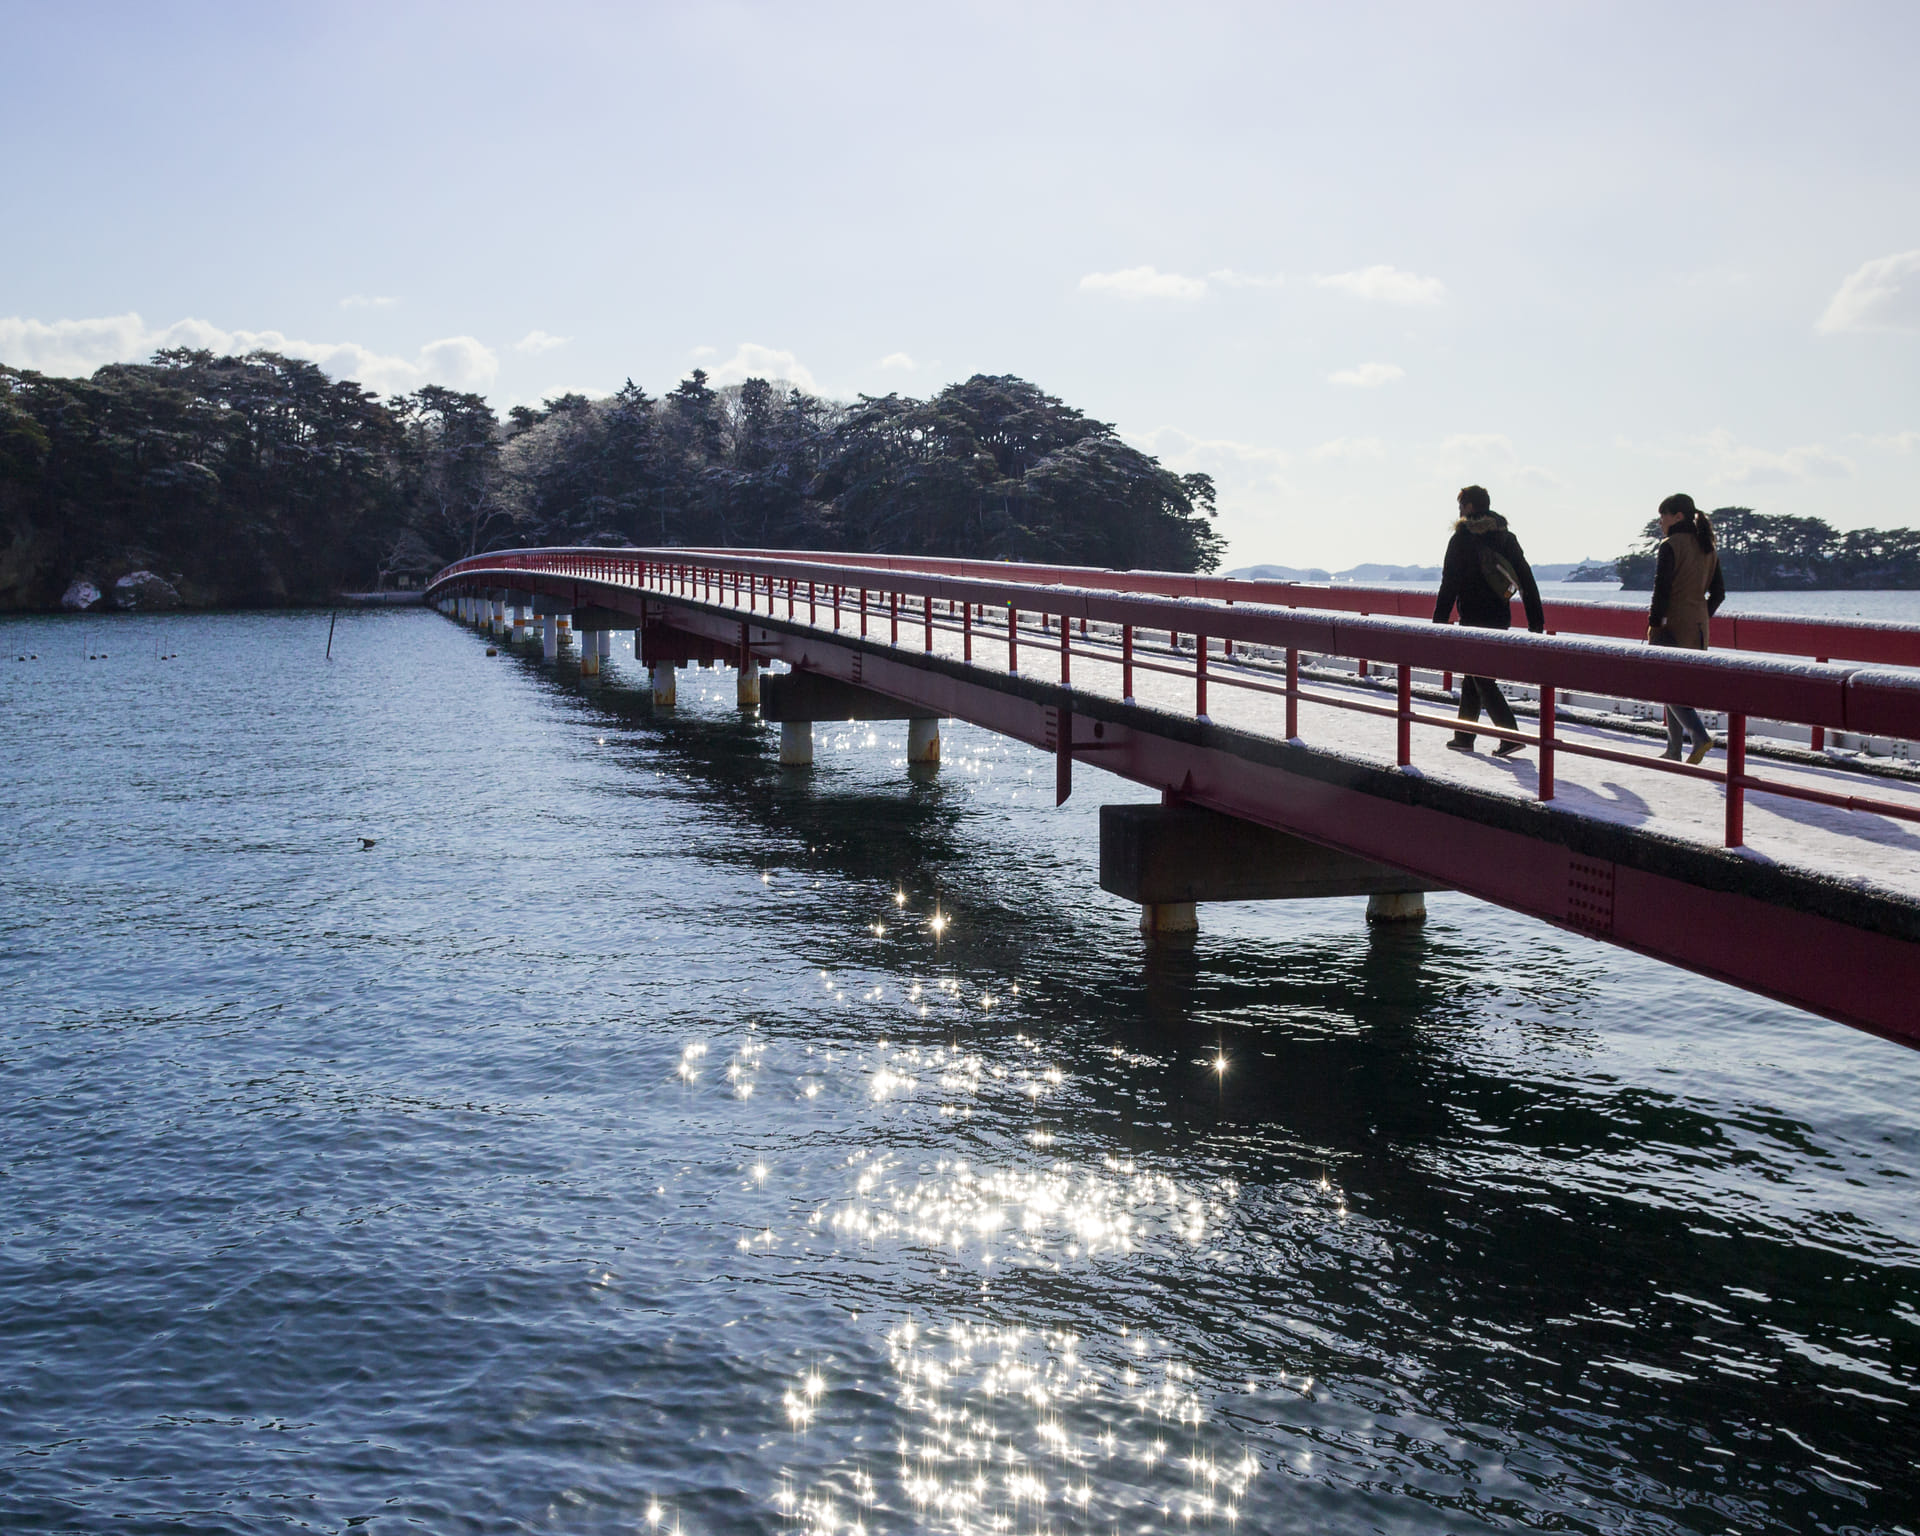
[3,608,1916,1535]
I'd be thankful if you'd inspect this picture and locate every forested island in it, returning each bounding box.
[0,351,1223,611]
[1613,507,1920,590]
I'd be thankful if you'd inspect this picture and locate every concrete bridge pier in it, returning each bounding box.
[760,671,940,779]
[737,658,761,708]
[512,603,528,645]
[1100,803,1442,939]
[542,616,558,662]
[597,629,612,663]
[556,615,573,650]
[779,720,814,765]
[651,662,678,707]
[580,632,601,677]
[1366,892,1429,923]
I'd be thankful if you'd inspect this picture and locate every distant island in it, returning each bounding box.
[1611,507,1920,590]
[1227,559,1605,584]
[1233,507,1920,593]
[0,354,1223,611]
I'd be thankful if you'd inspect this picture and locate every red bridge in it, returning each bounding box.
[426,548,1920,1049]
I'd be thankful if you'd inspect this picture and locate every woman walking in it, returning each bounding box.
[1647,493,1726,764]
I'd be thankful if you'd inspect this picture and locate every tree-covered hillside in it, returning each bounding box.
[0,354,1221,610]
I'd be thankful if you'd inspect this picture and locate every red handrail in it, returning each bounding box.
[428,546,1920,849]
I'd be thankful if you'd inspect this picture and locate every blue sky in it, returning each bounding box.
[3,1,1916,568]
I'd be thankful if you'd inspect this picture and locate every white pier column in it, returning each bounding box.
[779,720,814,765]
[737,658,761,708]
[1366,892,1428,923]
[1139,902,1199,938]
[907,717,941,765]
[651,662,678,707]
[542,616,558,662]
[596,630,611,660]
[512,604,528,644]
[556,615,573,649]
[580,632,601,676]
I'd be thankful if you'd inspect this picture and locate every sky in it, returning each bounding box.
[3,1,1917,570]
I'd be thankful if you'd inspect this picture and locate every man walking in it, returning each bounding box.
[1432,485,1545,755]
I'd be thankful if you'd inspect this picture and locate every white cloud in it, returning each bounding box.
[1853,429,1920,454]
[689,344,719,358]
[878,352,917,371]
[1818,250,1920,334]
[515,329,571,353]
[1131,426,1293,495]
[1316,264,1447,305]
[1206,269,1284,289]
[0,311,497,394]
[339,294,398,309]
[1694,429,1854,486]
[1328,361,1404,388]
[708,341,818,392]
[1078,266,1208,301]
[1432,433,1560,491]
[1312,436,1386,460]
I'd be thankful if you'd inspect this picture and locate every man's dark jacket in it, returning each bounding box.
[1432,512,1545,632]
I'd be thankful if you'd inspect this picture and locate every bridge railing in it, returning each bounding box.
[662,545,1920,670]
[428,547,1920,850]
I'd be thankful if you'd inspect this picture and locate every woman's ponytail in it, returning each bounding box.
[1658,492,1716,552]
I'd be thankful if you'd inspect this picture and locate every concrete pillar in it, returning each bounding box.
[491,600,505,637]
[556,616,572,649]
[737,659,761,708]
[1139,901,1199,938]
[1366,892,1428,923]
[651,661,677,707]
[542,617,558,663]
[512,605,528,644]
[580,633,601,677]
[779,720,814,765]
[907,717,941,765]
[596,630,611,659]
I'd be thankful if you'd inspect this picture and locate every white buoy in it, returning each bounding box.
[779,720,813,765]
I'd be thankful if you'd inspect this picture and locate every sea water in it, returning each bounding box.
[2,607,1915,1534]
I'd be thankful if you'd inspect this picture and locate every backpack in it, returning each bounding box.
[1477,536,1520,601]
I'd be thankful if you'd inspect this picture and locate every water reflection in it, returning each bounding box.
[4,614,1913,1536]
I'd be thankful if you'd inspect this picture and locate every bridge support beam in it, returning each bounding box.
[738,658,761,708]
[651,662,677,707]
[779,720,813,765]
[1100,802,1443,937]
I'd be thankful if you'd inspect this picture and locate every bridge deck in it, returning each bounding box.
[931,624,1920,907]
